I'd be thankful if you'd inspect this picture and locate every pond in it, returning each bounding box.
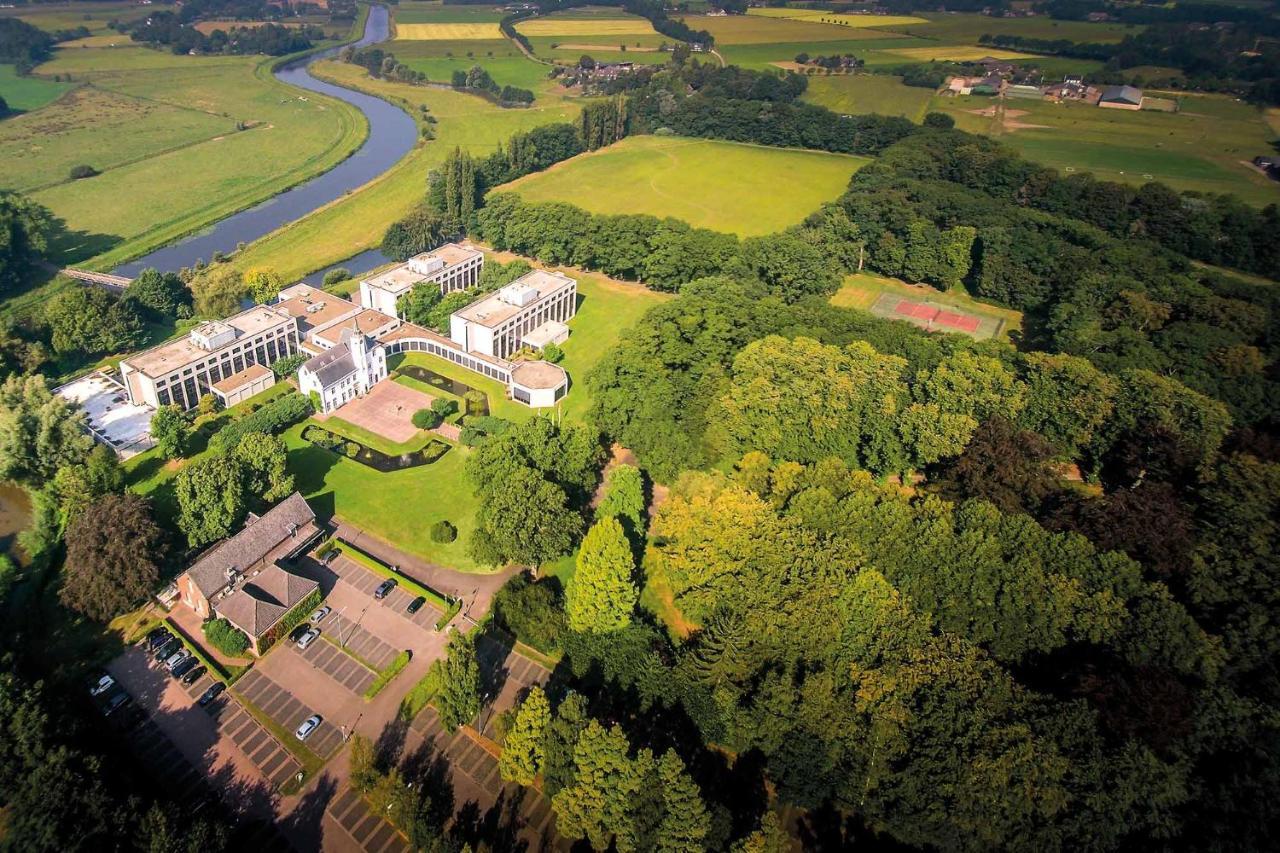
[115,5,418,276]
[302,424,451,471]
[397,365,490,417]
[0,484,31,562]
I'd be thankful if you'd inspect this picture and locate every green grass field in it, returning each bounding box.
[3,1,166,35]
[0,20,368,269]
[717,37,934,70]
[901,11,1140,44]
[0,63,74,112]
[233,61,584,280]
[802,74,935,121]
[676,13,913,45]
[498,135,868,236]
[935,91,1280,206]
[527,35,674,66]
[393,2,506,25]
[390,39,553,91]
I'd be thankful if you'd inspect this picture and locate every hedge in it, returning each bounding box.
[364,650,412,700]
[258,588,323,653]
[208,392,313,454]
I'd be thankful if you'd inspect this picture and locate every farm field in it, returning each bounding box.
[801,75,935,122]
[526,35,673,66]
[233,61,584,280]
[392,2,506,25]
[517,16,658,38]
[676,13,914,44]
[901,11,1141,44]
[497,135,869,237]
[884,45,1038,62]
[747,9,927,28]
[3,0,166,34]
[718,37,934,70]
[4,41,367,268]
[0,63,74,112]
[935,92,1280,206]
[390,38,552,91]
[395,23,504,40]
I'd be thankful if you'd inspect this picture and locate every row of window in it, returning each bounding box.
[493,289,576,359]
[386,338,512,384]
[155,333,297,409]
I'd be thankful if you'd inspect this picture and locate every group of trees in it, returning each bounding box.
[128,13,321,56]
[0,191,55,296]
[0,16,55,73]
[341,46,426,84]
[464,417,604,566]
[400,257,533,332]
[173,429,294,547]
[448,64,534,104]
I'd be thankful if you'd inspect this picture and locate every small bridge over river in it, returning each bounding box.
[60,268,134,292]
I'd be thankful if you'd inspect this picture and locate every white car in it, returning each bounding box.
[310,606,331,624]
[89,674,115,697]
[296,628,320,650]
[295,714,322,741]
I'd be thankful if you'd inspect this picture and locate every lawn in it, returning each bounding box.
[391,351,532,423]
[802,74,935,121]
[0,63,74,112]
[283,420,488,571]
[933,92,1280,206]
[315,414,438,456]
[497,135,868,236]
[5,32,367,268]
[232,61,584,280]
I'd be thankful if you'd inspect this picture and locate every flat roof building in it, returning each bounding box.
[449,270,577,361]
[359,243,483,318]
[119,305,299,411]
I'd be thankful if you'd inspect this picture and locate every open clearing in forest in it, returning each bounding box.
[497,135,867,237]
[832,272,1022,341]
[394,23,505,40]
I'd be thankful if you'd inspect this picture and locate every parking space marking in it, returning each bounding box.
[326,784,411,853]
[297,639,378,696]
[235,669,344,760]
[327,555,447,637]
[321,619,399,671]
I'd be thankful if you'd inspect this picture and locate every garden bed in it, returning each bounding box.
[301,424,451,471]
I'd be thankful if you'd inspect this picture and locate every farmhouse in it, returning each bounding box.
[357,243,483,318]
[175,492,323,656]
[1098,85,1144,110]
[119,305,300,411]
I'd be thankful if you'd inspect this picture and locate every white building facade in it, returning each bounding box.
[296,329,388,414]
[358,243,484,318]
[449,270,577,361]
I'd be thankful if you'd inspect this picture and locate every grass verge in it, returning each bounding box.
[364,649,412,700]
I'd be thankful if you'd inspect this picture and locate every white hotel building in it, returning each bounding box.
[119,306,299,411]
[448,270,576,361]
[358,243,483,318]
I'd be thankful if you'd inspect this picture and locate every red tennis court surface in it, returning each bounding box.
[894,299,981,333]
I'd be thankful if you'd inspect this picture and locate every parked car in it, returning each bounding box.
[153,638,181,663]
[374,578,397,600]
[296,628,320,650]
[294,714,322,741]
[197,682,224,707]
[101,689,131,717]
[88,673,115,697]
[146,627,172,649]
[171,656,199,679]
[163,649,190,672]
[310,606,331,624]
[181,664,207,686]
[406,596,425,615]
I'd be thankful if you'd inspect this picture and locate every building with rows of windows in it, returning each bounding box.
[119,305,299,411]
[358,243,483,318]
[449,270,577,361]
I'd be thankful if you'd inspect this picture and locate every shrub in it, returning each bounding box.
[322,267,351,287]
[271,353,307,378]
[493,572,565,653]
[412,408,441,430]
[431,520,457,543]
[208,392,312,453]
[344,442,360,458]
[69,164,98,180]
[203,618,249,656]
[430,397,457,418]
[364,650,411,699]
[542,342,564,363]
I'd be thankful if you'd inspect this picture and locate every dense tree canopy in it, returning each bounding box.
[61,493,166,621]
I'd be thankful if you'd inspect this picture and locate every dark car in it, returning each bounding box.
[153,638,181,663]
[181,664,207,686]
[146,627,172,649]
[197,682,225,707]
[406,596,426,615]
[101,689,131,717]
[374,578,397,600]
[171,656,199,679]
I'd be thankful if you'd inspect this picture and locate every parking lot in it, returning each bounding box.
[298,634,378,695]
[326,787,411,853]
[474,636,552,740]
[326,553,445,633]
[235,668,346,760]
[313,609,400,671]
[204,693,305,790]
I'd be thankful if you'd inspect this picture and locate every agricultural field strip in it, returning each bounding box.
[516,18,658,37]
[395,23,505,40]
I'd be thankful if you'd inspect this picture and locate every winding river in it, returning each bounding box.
[114,5,416,277]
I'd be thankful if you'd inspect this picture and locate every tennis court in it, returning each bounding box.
[870,293,1003,340]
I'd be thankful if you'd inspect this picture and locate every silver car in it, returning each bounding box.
[294,714,322,741]
[163,649,190,672]
[296,628,320,650]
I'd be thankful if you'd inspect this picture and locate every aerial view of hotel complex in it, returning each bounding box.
[1,1,1279,851]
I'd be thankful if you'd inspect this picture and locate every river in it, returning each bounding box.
[114,4,417,277]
